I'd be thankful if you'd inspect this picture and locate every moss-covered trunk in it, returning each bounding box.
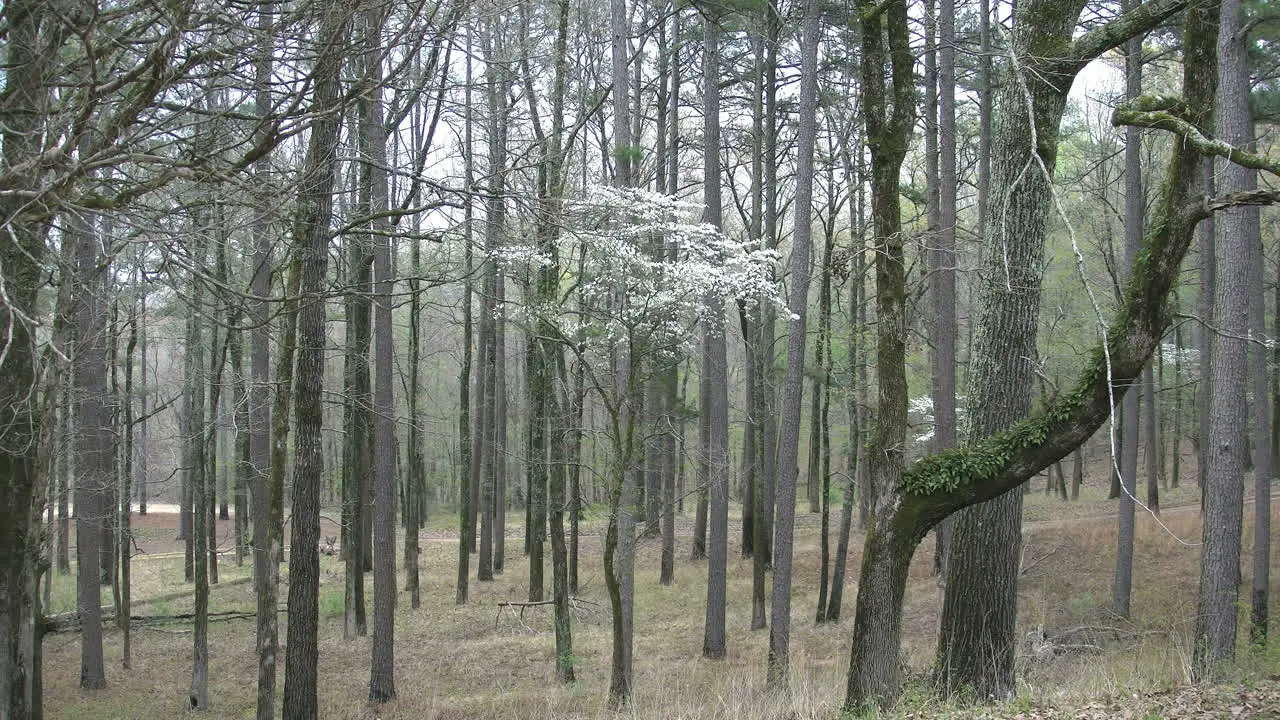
[842,0,1241,708]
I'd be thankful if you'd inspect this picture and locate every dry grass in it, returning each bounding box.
[40,486,1280,719]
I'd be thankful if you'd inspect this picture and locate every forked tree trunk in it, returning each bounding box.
[844,0,1219,707]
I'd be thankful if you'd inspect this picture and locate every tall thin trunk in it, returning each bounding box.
[1196,0,1254,669]
[1113,13,1143,619]
[766,0,822,685]
[931,0,959,577]
[828,149,863,623]
[248,6,279,717]
[0,9,56,710]
[365,2,397,699]
[758,8,778,571]
[1197,165,1215,504]
[494,275,509,574]
[457,24,475,602]
[659,7,681,586]
[606,0,637,702]
[1144,365,1160,511]
[119,285,138,669]
[692,364,709,561]
[231,318,250,567]
[189,289,210,709]
[814,177,835,622]
[1237,15,1270,648]
[281,2,351,714]
[701,13,729,661]
[1172,311,1183,489]
[73,205,108,691]
[342,197,371,640]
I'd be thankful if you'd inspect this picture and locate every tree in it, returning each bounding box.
[72,205,109,691]
[249,5,283,717]
[1113,2,1145,620]
[365,0,397,701]
[281,1,354,715]
[930,0,958,577]
[1194,0,1252,678]
[701,11,730,662]
[456,22,476,605]
[341,172,372,640]
[935,0,1188,700]
[188,244,210,709]
[766,0,822,685]
[842,0,1223,707]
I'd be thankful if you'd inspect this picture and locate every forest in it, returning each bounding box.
[2,0,1280,716]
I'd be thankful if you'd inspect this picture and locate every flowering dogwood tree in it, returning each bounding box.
[497,184,784,699]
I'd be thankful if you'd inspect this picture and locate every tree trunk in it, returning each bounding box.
[1233,1,1270,647]
[606,0,636,702]
[701,13,729,661]
[766,0,821,685]
[456,24,475,603]
[1113,15,1144,619]
[828,162,863,623]
[814,189,835,623]
[1195,0,1248,678]
[342,200,371,640]
[931,0,959,578]
[281,4,351,714]
[1197,165,1215,505]
[72,204,108,691]
[1144,365,1160,512]
[365,2,397,699]
[1172,315,1183,489]
[248,4,280,716]
[189,293,209,709]
[659,8,682,587]
[938,0,1121,699]
[494,276,509,574]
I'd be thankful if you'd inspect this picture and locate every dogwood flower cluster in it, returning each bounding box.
[499,185,786,360]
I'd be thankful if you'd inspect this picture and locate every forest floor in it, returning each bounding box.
[40,481,1280,719]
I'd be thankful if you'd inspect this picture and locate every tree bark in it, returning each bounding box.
[606,0,637,702]
[701,13,729,661]
[766,0,821,685]
[188,286,209,709]
[365,2,396,699]
[936,0,1159,699]
[1113,14,1144,619]
[456,24,475,603]
[248,5,280,717]
[931,0,958,578]
[72,203,108,691]
[1195,0,1248,678]
[840,1,1214,707]
[342,189,371,640]
[281,3,352,715]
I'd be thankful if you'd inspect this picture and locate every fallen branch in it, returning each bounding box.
[494,596,600,630]
[43,608,274,634]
